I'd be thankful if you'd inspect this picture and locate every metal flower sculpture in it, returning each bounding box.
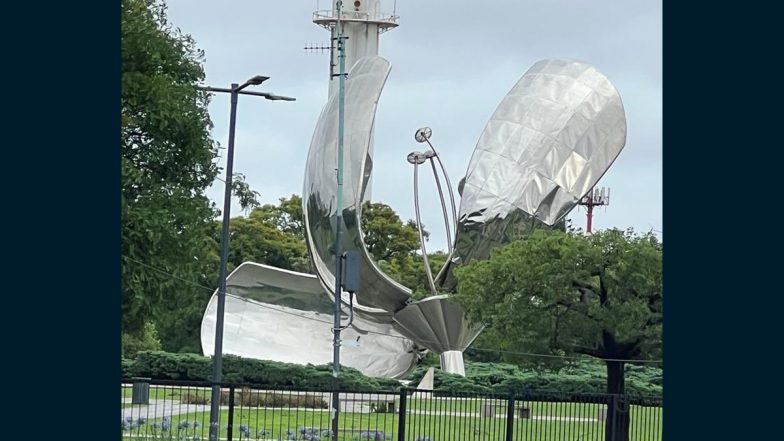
[202,56,626,378]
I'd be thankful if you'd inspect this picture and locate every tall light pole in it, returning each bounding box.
[331,2,347,440]
[197,76,295,441]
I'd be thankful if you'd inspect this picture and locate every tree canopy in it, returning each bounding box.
[360,201,442,294]
[453,228,662,441]
[361,202,422,262]
[223,195,309,273]
[121,0,218,336]
[121,0,261,353]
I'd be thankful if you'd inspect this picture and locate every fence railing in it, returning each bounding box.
[121,378,662,441]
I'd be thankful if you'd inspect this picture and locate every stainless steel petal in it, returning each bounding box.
[303,56,412,313]
[392,295,484,355]
[200,262,420,379]
[302,56,482,376]
[439,59,626,289]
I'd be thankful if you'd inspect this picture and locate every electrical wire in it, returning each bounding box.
[336,291,355,331]
[123,257,663,365]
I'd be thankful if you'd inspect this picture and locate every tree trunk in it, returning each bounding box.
[605,361,630,441]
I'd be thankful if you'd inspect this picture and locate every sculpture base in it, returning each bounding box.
[440,351,465,376]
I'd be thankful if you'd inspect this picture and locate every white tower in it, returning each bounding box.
[312,1,398,201]
[313,0,399,95]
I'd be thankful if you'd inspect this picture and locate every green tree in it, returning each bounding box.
[252,194,305,239]
[224,213,310,273]
[454,228,662,441]
[121,0,260,352]
[231,173,262,213]
[376,254,423,294]
[360,201,447,294]
[121,0,219,336]
[221,195,309,272]
[122,322,163,358]
[361,202,423,262]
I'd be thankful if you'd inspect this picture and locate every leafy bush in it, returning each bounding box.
[124,352,661,397]
[407,360,661,397]
[130,351,212,380]
[122,322,162,358]
[122,358,135,378]
[125,351,402,391]
[180,391,209,405]
[210,388,328,408]
[437,374,491,394]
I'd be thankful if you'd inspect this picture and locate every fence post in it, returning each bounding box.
[609,394,617,441]
[397,389,407,441]
[505,394,515,441]
[227,385,235,441]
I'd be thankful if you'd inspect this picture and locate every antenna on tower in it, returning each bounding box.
[304,40,341,79]
[303,42,333,54]
[309,1,399,85]
[577,186,611,233]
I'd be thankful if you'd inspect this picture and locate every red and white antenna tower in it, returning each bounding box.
[577,187,610,233]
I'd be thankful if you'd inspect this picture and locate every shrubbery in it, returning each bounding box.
[179,388,328,408]
[406,360,662,397]
[123,351,401,391]
[122,352,661,397]
[122,358,135,378]
[122,322,162,358]
[130,351,212,380]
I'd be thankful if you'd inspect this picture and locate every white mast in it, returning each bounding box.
[312,1,398,201]
[313,0,399,96]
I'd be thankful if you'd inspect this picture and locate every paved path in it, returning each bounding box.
[122,399,210,420]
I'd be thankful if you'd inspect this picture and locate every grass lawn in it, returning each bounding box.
[121,397,662,441]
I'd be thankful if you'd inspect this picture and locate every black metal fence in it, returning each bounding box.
[121,378,662,441]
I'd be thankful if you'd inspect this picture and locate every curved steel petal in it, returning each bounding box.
[200,262,420,379]
[439,59,627,289]
[303,56,412,313]
[301,56,480,375]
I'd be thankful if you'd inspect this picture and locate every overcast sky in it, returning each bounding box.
[166,0,662,251]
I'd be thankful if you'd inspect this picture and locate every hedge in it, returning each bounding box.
[406,360,662,397]
[122,352,662,398]
[123,351,401,391]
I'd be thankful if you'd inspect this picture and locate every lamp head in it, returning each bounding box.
[247,75,270,85]
[265,94,296,101]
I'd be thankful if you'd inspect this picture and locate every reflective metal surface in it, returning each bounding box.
[408,129,459,296]
[303,56,413,314]
[205,58,627,379]
[439,59,627,288]
[201,262,420,379]
[392,295,483,354]
[440,351,466,376]
[412,158,437,294]
[302,56,483,376]
[414,128,458,258]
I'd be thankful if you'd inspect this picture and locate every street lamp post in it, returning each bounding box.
[197,76,295,441]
